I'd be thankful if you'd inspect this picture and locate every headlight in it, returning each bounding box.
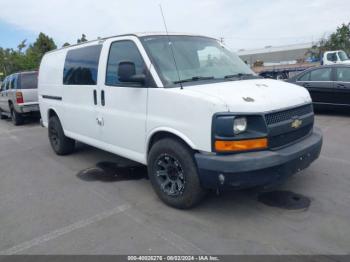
[213,114,268,153]
[233,117,247,135]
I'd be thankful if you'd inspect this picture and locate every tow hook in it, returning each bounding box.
[218,174,225,185]
[216,174,226,195]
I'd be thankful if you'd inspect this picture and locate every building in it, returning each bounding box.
[237,43,313,66]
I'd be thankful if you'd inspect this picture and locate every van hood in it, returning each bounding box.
[185,79,311,113]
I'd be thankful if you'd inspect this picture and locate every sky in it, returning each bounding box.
[0,0,349,51]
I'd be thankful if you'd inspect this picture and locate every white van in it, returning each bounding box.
[38,33,322,208]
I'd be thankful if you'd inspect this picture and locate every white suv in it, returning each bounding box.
[0,71,39,125]
[38,33,322,208]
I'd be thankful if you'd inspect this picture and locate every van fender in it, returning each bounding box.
[45,107,62,127]
[146,127,196,157]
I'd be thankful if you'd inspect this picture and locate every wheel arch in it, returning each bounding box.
[146,128,197,159]
[46,108,62,125]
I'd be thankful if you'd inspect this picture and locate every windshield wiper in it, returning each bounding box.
[224,73,258,80]
[174,76,215,84]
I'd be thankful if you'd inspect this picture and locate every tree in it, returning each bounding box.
[0,48,10,78]
[0,47,26,77]
[0,33,57,78]
[17,40,27,52]
[308,23,350,59]
[25,32,57,70]
[27,33,57,57]
[77,34,88,43]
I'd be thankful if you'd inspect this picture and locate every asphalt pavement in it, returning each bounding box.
[0,111,349,255]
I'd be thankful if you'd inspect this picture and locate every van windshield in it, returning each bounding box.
[141,35,255,87]
[338,51,350,61]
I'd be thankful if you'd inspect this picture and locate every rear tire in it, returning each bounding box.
[48,115,75,155]
[10,107,24,126]
[0,108,7,120]
[148,138,207,209]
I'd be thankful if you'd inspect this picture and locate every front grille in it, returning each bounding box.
[269,124,313,149]
[265,104,314,149]
[265,104,313,125]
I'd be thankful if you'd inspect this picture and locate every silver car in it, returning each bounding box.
[0,71,40,125]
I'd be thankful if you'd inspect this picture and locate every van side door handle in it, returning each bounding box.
[303,83,310,88]
[93,90,97,105]
[101,90,105,106]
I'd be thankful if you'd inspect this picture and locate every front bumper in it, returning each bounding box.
[195,127,323,189]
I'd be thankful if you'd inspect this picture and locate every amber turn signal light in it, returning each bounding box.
[215,138,268,152]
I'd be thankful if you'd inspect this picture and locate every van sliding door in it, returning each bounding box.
[62,45,102,142]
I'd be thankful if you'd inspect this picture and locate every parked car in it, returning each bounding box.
[287,65,350,108]
[0,71,39,125]
[38,33,322,209]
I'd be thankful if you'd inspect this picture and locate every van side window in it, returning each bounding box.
[106,41,146,87]
[63,45,102,85]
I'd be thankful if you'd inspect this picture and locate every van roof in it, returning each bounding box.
[46,32,217,54]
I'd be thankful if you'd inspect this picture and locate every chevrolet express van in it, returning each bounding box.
[38,33,322,208]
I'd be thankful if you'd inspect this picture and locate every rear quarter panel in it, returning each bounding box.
[20,89,38,105]
[38,50,66,127]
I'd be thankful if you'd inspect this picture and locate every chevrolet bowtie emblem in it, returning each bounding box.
[291,119,303,129]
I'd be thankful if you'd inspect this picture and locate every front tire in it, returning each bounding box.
[48,116,75,155]
[148,138,206,209]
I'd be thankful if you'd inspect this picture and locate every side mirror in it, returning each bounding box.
[118,61,146,85]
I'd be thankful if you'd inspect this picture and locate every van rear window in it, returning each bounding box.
[20,73,38,89]
[63,45,102,85]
